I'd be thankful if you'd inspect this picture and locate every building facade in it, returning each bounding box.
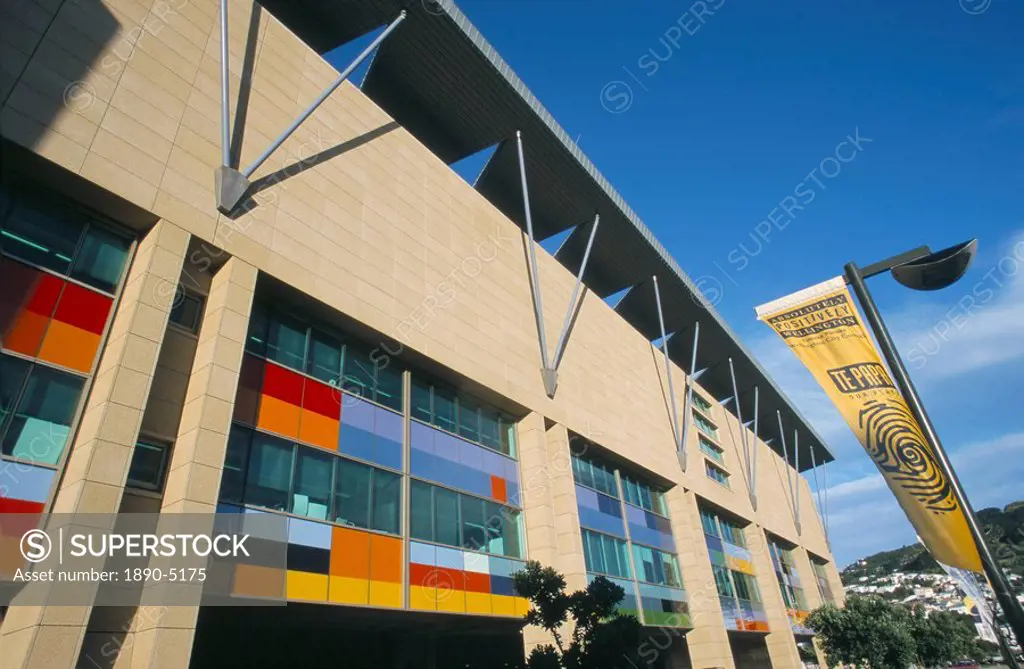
[0,0,844,667]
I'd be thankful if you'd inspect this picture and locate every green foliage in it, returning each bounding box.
[513,561,643,669]
[807,595,983,668]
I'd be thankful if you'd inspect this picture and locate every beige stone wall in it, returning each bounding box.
[0,0,844,665]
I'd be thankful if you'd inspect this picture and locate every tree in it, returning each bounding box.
[807,595,916,669]
[513,561,642,669]
[909,608,983,667]
[807,595,984,668]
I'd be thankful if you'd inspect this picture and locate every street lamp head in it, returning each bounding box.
[891,239,978,291]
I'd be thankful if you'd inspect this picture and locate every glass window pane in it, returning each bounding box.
[246,303,269,355]
[1,199,82,274]
[371,469,401,535]
[433,386,456,433]
[0,354,31,430]
[2,365,84,465]
[307,330,342,385]
[220,427,251,504]
[70,225,130,293]
[460,494,486,551]
[266,312,307,371]
[126,441,168,491]
[411,379,432,424]
[484,501,504,555]
[603,534,623,577]
[168,292,203,333]
[457,398,480,443]
[375,360,403,411]
[334,459,371,528]
[341,345,375,402]
[578,459,594,489]
[410,480,433,542]
[244,434,292,511]
[639,485,653,511]
[585,531,606,574]
[502,508,522,558]
[479,409,500,450]
[292,447,333,520]
[500,417,516,457]
[434,487,460,547]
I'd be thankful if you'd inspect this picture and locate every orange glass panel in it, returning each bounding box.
[38,320,100,372]
[368,534,402,584]
[297,409,339,451]
[256,395,301,439]
[3,310,50,357]
[330,526,371,579]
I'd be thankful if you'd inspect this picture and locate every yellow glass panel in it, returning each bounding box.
[410,585,437,611]
[328,575,369,605]
[465,591,491,615]
[491,594,517,616]
[287,571,328,602]
[369,580,402,608]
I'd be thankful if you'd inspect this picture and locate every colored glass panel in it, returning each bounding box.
[1,360,84,465]
[0,262,61,358]
[410,420,518,504]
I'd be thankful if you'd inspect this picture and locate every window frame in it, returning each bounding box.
[167,288,205,335]
[125,438,172,492]
[407,477,524,559]
[410,379,518,458]
[705,460,731,488]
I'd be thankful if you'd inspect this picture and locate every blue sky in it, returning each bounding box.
[333,0,1024,566]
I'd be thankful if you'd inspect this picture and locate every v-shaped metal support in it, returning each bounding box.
[653,276,700,471]
[515,131,600,398]
[777,411,802,535]
[215,10,408,213]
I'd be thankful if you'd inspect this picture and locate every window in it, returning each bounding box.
[244,433,293,511]
[692,411,718,440]
[334,458,371,528]
[245,304,406,412]
[621,472,668,515]
[126,440,170,491]
[0,189,131,293]
[221,427,252,504]
[411,379,516,456]
[409,480,523,558]
[0,357,85,466]
[699,509,720,538]
[811,559,834,603]
[733,572,761,602]
[632,544,682,587]
[571,453,616,497]
[692,392,713,414]
[168,290,204,333]
[581,529,631,579]
[719,517,746,547]
[699,435,724,463]
[371,467,401,535]
[705,461,730,487]
[712,565,734,597]
[293,448,333,520]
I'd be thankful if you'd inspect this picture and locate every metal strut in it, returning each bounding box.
[515,131,557,397]
[552,214,601,372]
[220,0,230,168]
[778,411,800,534]
[215,10,408,212]
[810,443,825,540]
[677,322,700,471]
[727,358,749,488]
[652,276,681,453]
[750,385,759,510]
[794,428,802,535]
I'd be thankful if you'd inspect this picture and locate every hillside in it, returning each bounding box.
[842,500,1024,586]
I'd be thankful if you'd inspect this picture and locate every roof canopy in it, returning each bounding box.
[259,0,834,471]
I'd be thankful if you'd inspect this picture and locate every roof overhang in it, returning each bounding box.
[257,0,834,471]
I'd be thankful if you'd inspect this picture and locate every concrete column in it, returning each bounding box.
[745,526,801,669]
[127,256,257,669]
[668,490,736,669]
[516,415,587,654]
[0,221,190,669]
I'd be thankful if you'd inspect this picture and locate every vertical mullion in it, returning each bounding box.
[401,368,411,609]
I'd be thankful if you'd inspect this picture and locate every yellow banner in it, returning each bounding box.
[755,277,982,572]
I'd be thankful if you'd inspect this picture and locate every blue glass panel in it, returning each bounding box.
[435,545,464,569]
[410,449,436,480]
[410,420,435,453]
[491,574,515,596]
[338,422,374,462]
[410,541,436,566]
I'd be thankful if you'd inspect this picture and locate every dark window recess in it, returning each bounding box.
[126,441,170,491]
[168,290,204,333]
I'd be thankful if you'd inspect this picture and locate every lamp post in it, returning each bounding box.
[844,239,1024,652]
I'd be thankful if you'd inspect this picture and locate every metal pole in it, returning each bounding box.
[845,262,1024,644]
[653,275,681,447]
[679,322,700,470]
[778,411,798,529]
[552,214,600,370]
[220,0,230,167]
[242,11,407,177]
[727,358,749,484]
[794,428,801,534]
[810,444,825,536]
[751,385,759,509]
[516,131,552,374]
[823,460,830,548]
